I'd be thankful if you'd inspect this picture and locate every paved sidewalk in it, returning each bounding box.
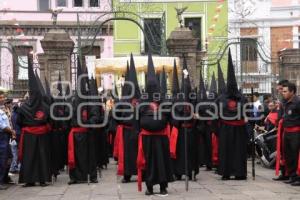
[0,161,299,200]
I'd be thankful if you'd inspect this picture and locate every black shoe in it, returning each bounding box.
[121,178,130,183]
[284,178,297,184]
[272,175,289,181]
[4,177,15,185]
[68,180,77,185]
[175,175,182,181]
[90,179,98,183]
[23,183,35,187]
[160,188,168,196]
[206,167,212,171]
[40,182,49,187]
[145,189,154,195]
[291,180,300,186]
[222,176,230,180]
[193,174,197,181]
[235,176,247,180]
[0,184,8,190]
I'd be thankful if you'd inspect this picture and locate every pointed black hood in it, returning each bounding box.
[44,77,51,97]
[156,73,160,88]
[27,56,42,106]
[114,82,119,100]
[128,53,141,99]
[89,76,98,96]
[198,67,207,102]
[226,49,239,97]
[146,52,160,99]
[209,72,217,96]
[217,61,226,95]
[34,69,46,97]
[121,63,130,98]
[76,56,89,97]
[57,71,63,96]
[65,84,71,100]
[160,67,167,100]
[172,59,179,97]
[65,84,70,96]
[44,77,53,105]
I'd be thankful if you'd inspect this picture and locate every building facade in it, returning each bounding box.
[113,0,228,81]
[229,0,300,94]
[0,0,114,95]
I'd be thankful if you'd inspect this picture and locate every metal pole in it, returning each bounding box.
[183,72,189,192]
[251,87,256,180]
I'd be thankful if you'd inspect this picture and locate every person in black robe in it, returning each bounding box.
[114,54,140,183]
[211,62,227,171]
[17,56,51,187]
[68,57,97,184]
[137,52,173,195]
[50,73,70,177]
[217,49,248,180]
[170,56,199,181]
[208,73,219,169]
[196,68,212,171]
[89,77,108,169]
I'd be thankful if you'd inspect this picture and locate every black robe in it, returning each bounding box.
[139,101,173,187]
[18,101,51,184]
[51,100,70,175]
[68,99,97,182]
[171,105,199,177]
[90,104,109,168]
[114,101,139,177]
[217,94,248,177]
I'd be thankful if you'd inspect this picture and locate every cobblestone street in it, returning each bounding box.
[0,161,299,200]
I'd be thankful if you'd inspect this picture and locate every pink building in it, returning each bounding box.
[0,0,113,92]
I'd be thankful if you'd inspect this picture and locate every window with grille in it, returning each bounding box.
[144,18,162,55]
[241,38,258,73]
[184,17,202,50]
[38,0,50,11]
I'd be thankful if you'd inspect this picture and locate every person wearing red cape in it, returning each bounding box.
[137,53,173,195]
[17,56,51,187]
[216,49,248,180]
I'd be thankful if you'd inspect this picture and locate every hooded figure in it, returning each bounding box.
[209,73,217,99]
[89,76,108,169]
[217,49,248,180]
[217,62,226,95]
[137,52,173,195]
[170,56,199,181]
[113,54,140,183]
[172,59,180,98]
[196,68,213,171]
[50,72,69,178]
[18,55,51,187]
[160,67,168,101]
[207,73,219,168]
[68,57,98,184]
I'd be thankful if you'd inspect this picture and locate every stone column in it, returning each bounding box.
[279,48,300,95]
[167,27,206,87]
[38,29,74,93]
